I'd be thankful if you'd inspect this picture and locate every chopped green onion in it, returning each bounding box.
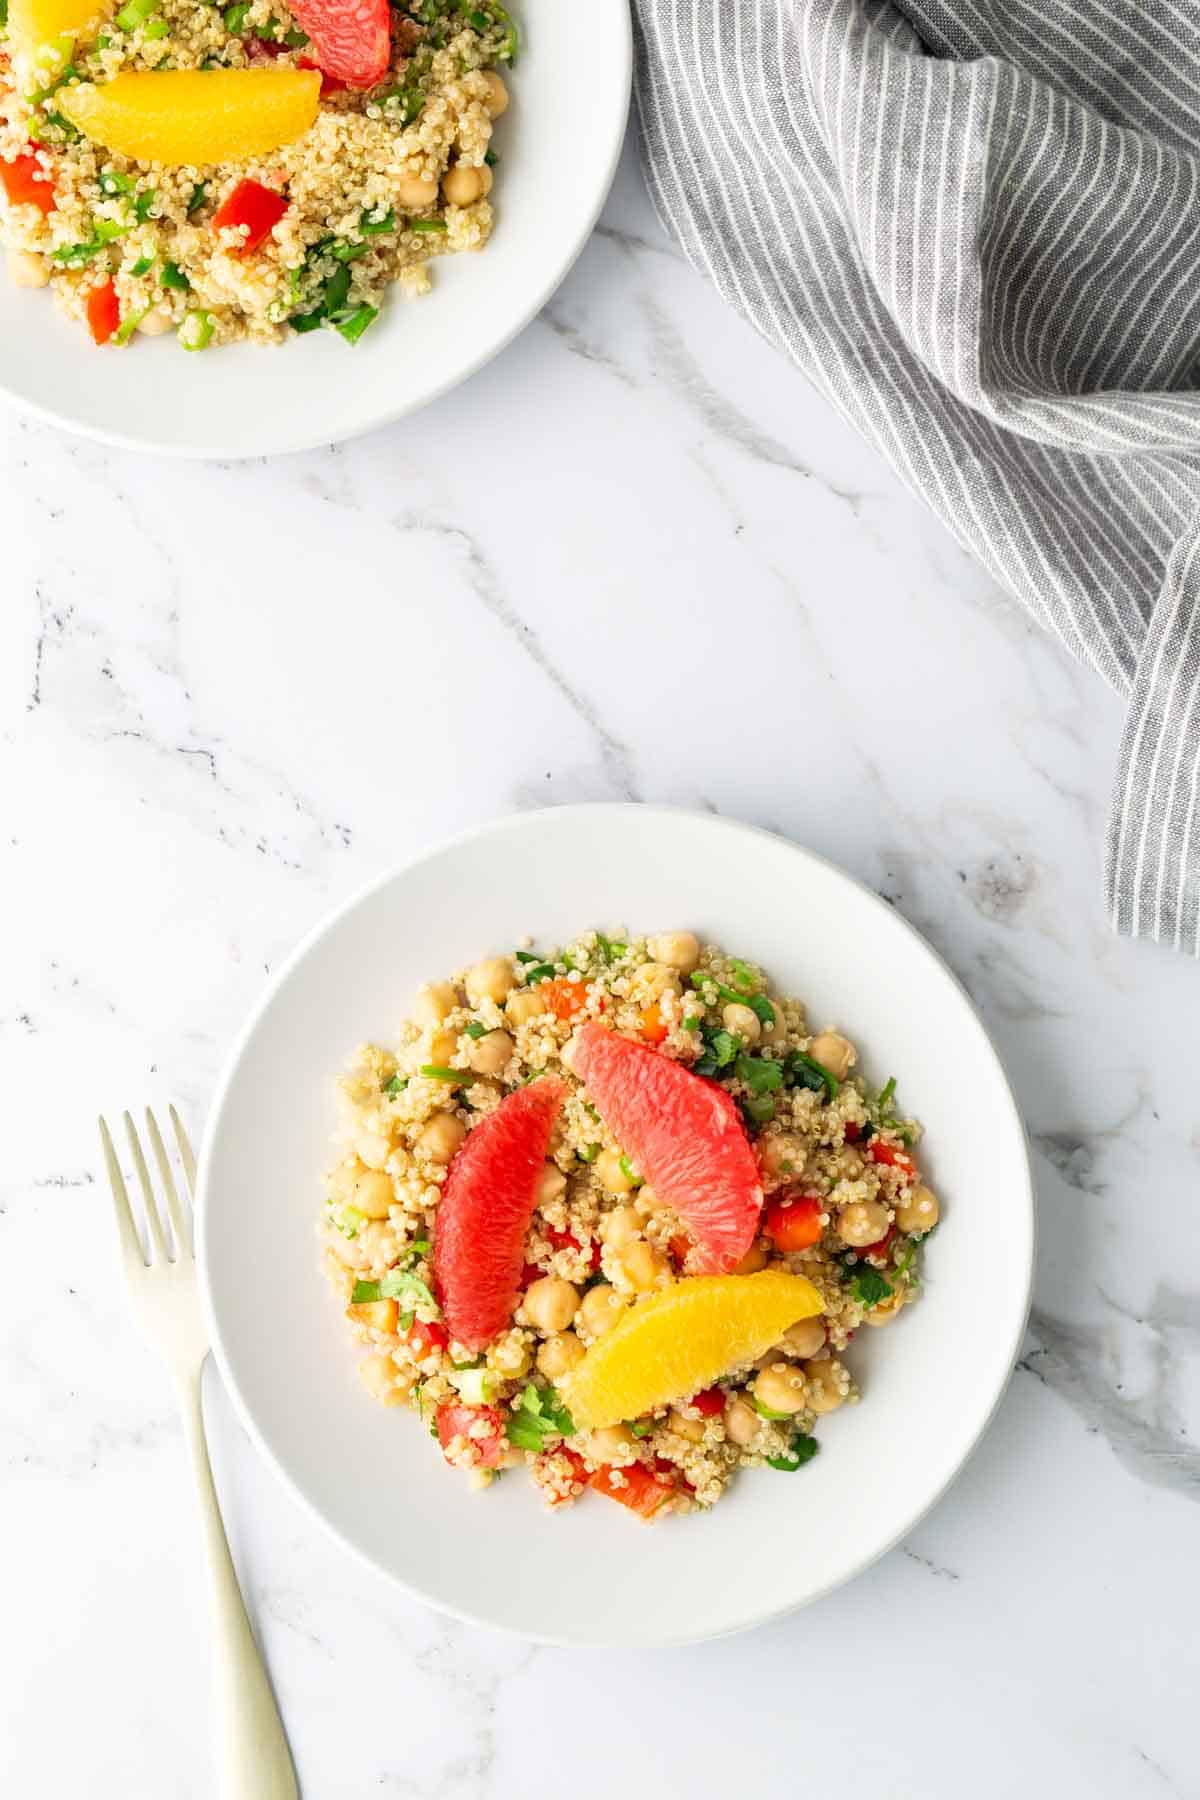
[595,932,626,964]
[360,206,395,234]
[878,1076,897,1112]
[467,7,487,25]
[751,1396,793,1422]
[409,217,447,233]
[290,308,324,334]
[52,220,127,265]
[514,949,540,963]
[112,305,148,345]
[334,302,378,345]
[143,18,168,34]
[321,261,350,313]
[332,1203,366,1239]
[223,1,250,29]
[186,181,207,215]
[788,1050,839,1101]
[177,309,214,351]
[484,148,498,167]
[618,1155,641,1187]
[115,0,160,27]
[379,1269,438,1311]
[160,259,189,289]
[577,1143,601,1164]
[767,1434,819,1472]
[331,239,368,262]
[99,169,133,195]
[682,1014,701,1032]
[450,1366,498,1405]
[133,187,156,221]
[628,1420,654,1439]
[130,254,154,276]
[407,1237,432,1260]
[351,1278,381,1302]
[381,86,423,124]
[383,1073,408,1096]
[522,962,555,984]
[419,1065,461,1082]
[96,30,111,45]
[463,1021,488,1039]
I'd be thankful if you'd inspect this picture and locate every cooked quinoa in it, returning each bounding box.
[320,930,942,1520]
[0,0,514,347]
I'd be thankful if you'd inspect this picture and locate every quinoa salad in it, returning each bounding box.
[320,931,942,1521]
[0,0,515,348]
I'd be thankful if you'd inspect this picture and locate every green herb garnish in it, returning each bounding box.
[463,1021,488,1038]
[504,1383,574,1452]
[161,259,189,289]
[522,962,556,983]
[360,206,395,234]
[847,1265,892,1309]
[767,1433,819,1472]
[186,181,207,215]
[577,1143,601,1164]
[595,932,626,964]
[379,1268,438,1311]
[115,0,160,28]
[419,1065,461,1082]
[734,1054,784,1096]
[742,1093,775,1127]
[223,1,250,29]
[618,1154,641,1186]
[335,302,378,344]
[752,1396,793,1422]
[130,254,154,276]
[628,1420,654,1439]
[99,169,133,195]
[687,971,776,1028]
[133,187,156,222]
[351,1278,381,1302]
[409,217,447,233]
[788,1050,839,1101]
[384,1073,408,1096]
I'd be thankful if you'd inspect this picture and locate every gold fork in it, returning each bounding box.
[99,1107,298,1800]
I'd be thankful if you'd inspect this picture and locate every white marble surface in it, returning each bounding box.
[3,132,1199,1800]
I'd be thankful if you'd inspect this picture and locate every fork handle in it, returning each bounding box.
[178,1367,299,1800]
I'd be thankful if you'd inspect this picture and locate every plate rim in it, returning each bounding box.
[197,802,1035,1646]
[0,2,633,459]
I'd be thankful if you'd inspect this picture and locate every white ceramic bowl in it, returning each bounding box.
[0,1,630,456]
[199,806,1033,1646]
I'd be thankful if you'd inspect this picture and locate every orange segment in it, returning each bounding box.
[563,1271,823,1431]
[7,0,111,76]
[58,69,321,164]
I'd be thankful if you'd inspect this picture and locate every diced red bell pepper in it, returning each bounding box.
[689,1386,726,1418]
[590,1462,675,1518]
[763,1193,823,1252]
[638,1002,668,1045]
[541,976,591,1021]
[435,1401,507,1469]
[537,1447,589,1506]
[1,151,56,215]
[211,178,288,253]
[868,1140,917,1180]
[843,1122,861,1143]
[521,1261,545,1287]
[86,279,120,345]
[544,1224,601,1269]
[405,1318,449,1358]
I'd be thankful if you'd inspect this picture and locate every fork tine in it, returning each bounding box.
[145,1107,192,1259]
[170,1104,198,1200]
[98,1115,147,1268]
[124,1111,169,1262]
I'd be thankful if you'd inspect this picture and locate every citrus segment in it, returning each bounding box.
[572,1023,762,1273]
[7,0,111,73]
[285,0,391,89]
[58,69,321,164]
[433,1078,566,1351]
[563,1271,824,1431]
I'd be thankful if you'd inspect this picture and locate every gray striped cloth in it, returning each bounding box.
[633,0,1200,951]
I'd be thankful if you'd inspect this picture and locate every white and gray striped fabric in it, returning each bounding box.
[633,0,1200,951]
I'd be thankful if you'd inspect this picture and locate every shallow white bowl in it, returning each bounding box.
[199,806,1033,1646]
[0,1,630,456]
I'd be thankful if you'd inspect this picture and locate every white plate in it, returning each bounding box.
[199,806,1033,1646]
[0,2,630,457]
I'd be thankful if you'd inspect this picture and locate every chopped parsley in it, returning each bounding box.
[504,1383,574,1452]
[463,1021,488,1038]
[379,1268,438,1312]
[577,1143,601,1164]
[627,1419,654,1439]
[521,962,556,984]
[846,1265,893,1309]
[383,1074,408,1096]
[514,949,541,963]
[692,1027,740,1078]
[734,1053,784,1096]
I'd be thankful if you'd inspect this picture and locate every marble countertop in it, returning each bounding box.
[4,132,1198,1800]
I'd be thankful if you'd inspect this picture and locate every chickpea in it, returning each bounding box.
[838,1199,891,1247]
[442,161,493,206]
[724,1396,762,1448]
[648,930,700,974]
[413,981,457,1028]
[603,1204,642,1252]
[722,1001,761,1043]
[896,1184,940,1235]
[536,1331,585,1380]
[803,1357,849,1414]
[506,987,546,1026]
[754,1361,808,1416]
[465,955,516,1006]
[595,1148,635,1194]
[523,1276,579,1335]
[760,1001,789,1043]
[759,1134,806,1178]
[427,1027,458,1068]
[588,1424,635,1463]
[416,1113,466,1163]
[136,305,174,336]
[490,1334,532,1377]
[808,1031,856,1080]
[465,1028,513,1075]
[354,1129,391,1170]
[863,1287,905,1327]
[536,1163,567,1208]
[395,171,439,209]
[358,1353,407,1405]
[480,68,509,115]
[732,1238,769,1275]
[780,1315,826,1359]
[7,249,49,288]
[350,1167,393,1219]
[621,1241,667,1292]
[669,1407,705,1443]
[578,1282,627,1338]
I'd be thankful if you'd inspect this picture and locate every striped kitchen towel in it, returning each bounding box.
[633,0,1200,952]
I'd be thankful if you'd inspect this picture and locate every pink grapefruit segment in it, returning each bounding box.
[433,1078,566,1351]
[572,1023,762,1273]
[284,0,391,89]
